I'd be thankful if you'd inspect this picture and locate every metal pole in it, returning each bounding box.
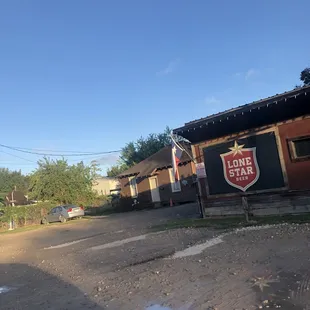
[8,219,14,230]
[171,133,206,218]
[9,190,15,230]
[194,179,205,218]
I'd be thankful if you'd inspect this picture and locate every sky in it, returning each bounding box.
[0,0,309,174]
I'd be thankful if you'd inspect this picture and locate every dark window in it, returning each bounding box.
[288,136,310,161]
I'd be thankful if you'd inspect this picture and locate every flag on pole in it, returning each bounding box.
[171,140,183,181]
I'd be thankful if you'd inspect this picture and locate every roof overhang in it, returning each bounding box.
[173,86,310,143]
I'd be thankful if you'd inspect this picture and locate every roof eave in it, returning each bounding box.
[173,86,310,134]
[118,172,139,179]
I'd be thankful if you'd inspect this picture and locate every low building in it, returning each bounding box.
[118,144,197,210]
[173,85,310,216]
[5,188,28,206]
[92,177,120,196]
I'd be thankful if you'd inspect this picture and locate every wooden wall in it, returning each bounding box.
[191,116,310,216]
[204,191,310,216]
[156,162,196,204]
[118,162,197,211]
[119,176,152,209]
[278,118,310,190]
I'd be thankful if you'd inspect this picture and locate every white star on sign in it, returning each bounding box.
[229,141,245,156]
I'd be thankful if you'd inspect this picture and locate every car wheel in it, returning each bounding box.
[60,216,67,223]
[42,218,49,225]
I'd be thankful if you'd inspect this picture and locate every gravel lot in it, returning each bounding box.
[1,204,310,310]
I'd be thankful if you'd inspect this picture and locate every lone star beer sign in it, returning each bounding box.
[220,141,260,192]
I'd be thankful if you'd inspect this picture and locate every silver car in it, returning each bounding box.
[42,205,84,224]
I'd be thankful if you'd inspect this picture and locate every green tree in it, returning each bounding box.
[106,163,129,177]
[29,158,99,204]
[106,127,171,177]
[120,142,138,167]
[300,68,310,86]
[0,168,29,194]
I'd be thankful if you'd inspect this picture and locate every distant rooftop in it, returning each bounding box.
[118,144,192,178]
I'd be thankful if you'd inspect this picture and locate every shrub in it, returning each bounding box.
[0,202,55,229]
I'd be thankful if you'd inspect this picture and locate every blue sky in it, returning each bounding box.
[0,0,309,174]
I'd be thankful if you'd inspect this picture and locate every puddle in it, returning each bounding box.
[0,286,13,294]
[170,236,223,258]
[169,224,289,259]
[146,303,193,310]
[146,306,171,310]
[252,271,309,309]
[44,237,91,249]
[90,234,148,250]
[89,232,164,251]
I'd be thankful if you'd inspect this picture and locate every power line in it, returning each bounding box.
[0,163,36,166]
[7,146,109,154]
[0,153,111,167]
[0,143,121,157]
[0,150,37,163]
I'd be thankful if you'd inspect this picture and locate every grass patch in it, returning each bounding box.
[0,224,43,235]
[152,213,310,232]
[0,217,89,235]
[152,217,245,231]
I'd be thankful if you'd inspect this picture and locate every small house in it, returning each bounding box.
[93,177,120,196]
[5,188,28,206]
[118,144,197,210]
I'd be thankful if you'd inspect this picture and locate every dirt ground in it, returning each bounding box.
[1,203,310,310]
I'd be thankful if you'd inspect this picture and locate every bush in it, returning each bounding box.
[91,194,111,207]
[29,158,99,205]
[0,202,55,229]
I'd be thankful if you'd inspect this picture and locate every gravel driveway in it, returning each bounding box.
[1,204,310,310]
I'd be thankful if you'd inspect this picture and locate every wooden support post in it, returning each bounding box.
[242,196,249,223]
[194,179,205,218]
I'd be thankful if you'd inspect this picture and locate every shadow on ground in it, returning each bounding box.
[252,270,310,310]
[0,203,200,251]
[0,263,104,310]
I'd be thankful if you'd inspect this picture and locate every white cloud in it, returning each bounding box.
[245,68,259,80]
[233,68,260,81]
[205,96,221,105]
[156,58,180,76]
[91,153,120,166]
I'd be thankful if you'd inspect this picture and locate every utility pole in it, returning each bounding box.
[8,187,16,230]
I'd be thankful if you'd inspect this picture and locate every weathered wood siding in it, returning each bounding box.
[204,191,310,216]
[119,176,152,208]
[278,118,310,190]
[156,162,196,204]
[118,162,196,211]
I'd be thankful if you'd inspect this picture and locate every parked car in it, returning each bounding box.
[41,205,84,224]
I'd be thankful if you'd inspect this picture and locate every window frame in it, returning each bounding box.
[168,168,181,193]
[128,176,138,198]
[287,135,310,162]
